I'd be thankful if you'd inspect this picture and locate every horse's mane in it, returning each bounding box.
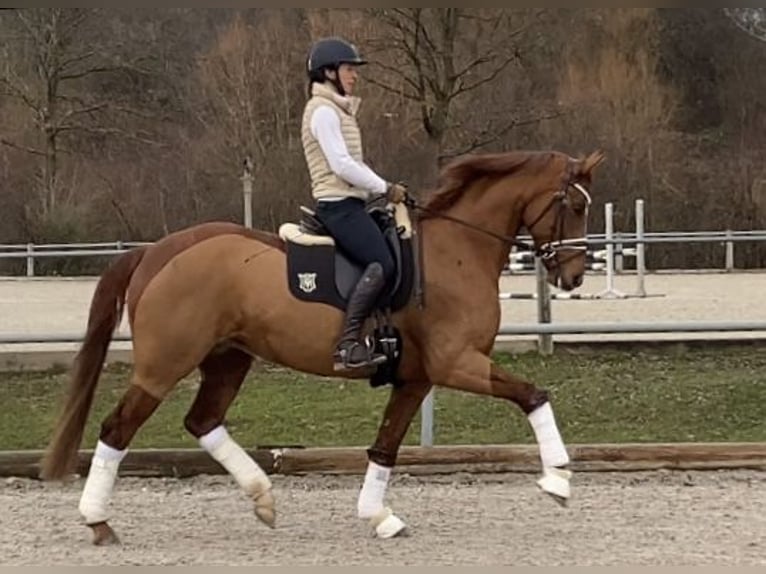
[421,150,566,214]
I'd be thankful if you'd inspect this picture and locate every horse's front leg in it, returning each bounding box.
[360,380,432,539]
[429,349,572,505]
[488,362,573,504]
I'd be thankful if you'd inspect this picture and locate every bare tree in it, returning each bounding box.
[362,8,557,176]
[192,9,310,229]
[0,8,157,225]
[562,13,675,159]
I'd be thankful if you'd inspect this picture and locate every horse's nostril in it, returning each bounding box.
[573,274,584,288]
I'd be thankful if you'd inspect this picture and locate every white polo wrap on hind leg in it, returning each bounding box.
[199,426,271,497]
[78,440,127,525]
[528,402,570,468]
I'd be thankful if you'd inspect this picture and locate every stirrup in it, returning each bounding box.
[333,340,387,371]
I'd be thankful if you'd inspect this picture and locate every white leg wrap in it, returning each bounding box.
[528,402,570,468]
[357,461,391,519]
[78,441,127,525]
[199,426,271,497]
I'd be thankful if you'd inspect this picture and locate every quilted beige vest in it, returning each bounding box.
[301,82,369,201]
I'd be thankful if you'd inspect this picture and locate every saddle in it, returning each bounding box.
[278,199,418,388]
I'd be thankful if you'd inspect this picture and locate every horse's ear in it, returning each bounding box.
[581,150,606,175]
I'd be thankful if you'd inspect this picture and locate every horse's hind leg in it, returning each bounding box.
[78,384,162,545]
[78,334,209,545]
[183,347,275,528]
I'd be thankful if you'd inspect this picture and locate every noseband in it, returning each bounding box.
[525,181,592,263]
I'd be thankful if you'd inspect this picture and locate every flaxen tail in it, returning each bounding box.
[39,246,147,480]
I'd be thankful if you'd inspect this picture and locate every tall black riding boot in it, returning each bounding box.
[333,262,388,371]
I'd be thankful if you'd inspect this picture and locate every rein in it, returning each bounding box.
[403,197,539,253]
[403,181,592,260]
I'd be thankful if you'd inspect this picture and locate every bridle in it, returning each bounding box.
[403,176,592,263]
[524,181,592,265]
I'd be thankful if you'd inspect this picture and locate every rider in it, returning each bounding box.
[301,36,407,371]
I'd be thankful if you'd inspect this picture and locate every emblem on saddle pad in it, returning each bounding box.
[297,272,318,293]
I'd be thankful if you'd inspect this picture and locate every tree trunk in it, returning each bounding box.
[43,127,57,218]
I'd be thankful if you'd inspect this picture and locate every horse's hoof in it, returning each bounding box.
[537,467,572,507]
[369,507,409,539]
[254,490,276,528]
[89,522,120,546]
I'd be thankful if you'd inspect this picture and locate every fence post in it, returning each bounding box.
[535,256,553,354]
[615,231,624,273]
[420,389,434,447]
[604,202,615,293]
[635,199,647,297]
[725,229,734,272]
[26,243,34,277]
[597,202,625,299]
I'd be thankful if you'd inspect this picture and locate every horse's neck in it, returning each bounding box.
[419,181,527,284]
[440,178,527,280]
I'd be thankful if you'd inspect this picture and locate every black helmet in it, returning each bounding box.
[307,37,367,77]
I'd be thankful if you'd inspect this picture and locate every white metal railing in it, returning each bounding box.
[0,241,152,277]
[2,199,764,280]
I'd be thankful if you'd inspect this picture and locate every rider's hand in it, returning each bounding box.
[386,181,407,204]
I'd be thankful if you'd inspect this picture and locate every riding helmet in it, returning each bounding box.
[306,37,367,80]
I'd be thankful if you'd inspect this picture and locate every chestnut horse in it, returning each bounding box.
[40,148,604,544]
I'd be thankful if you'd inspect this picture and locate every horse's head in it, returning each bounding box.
[419,149,606,291]
[522,150,605,291]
